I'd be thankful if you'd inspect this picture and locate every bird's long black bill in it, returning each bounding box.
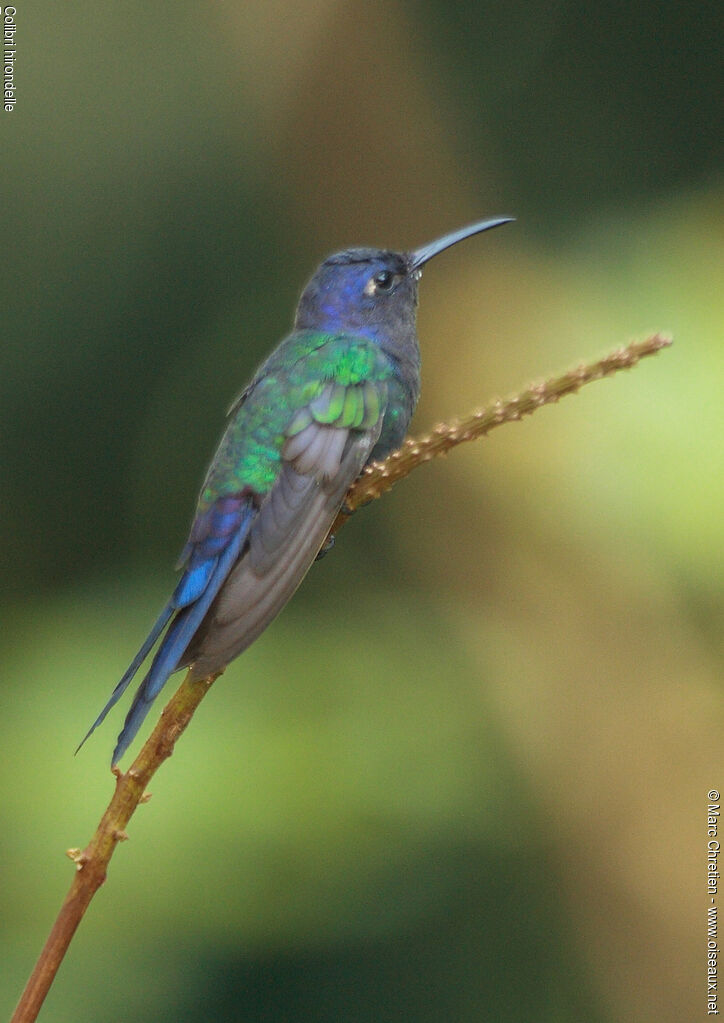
[410,216,514,270]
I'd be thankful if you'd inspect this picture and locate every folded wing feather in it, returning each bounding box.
[185,417,379,679]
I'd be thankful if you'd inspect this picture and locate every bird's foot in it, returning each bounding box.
[315,534,336,560]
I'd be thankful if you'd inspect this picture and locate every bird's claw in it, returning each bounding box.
[315,534,336,560]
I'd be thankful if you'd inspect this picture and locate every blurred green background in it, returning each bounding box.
[2,2,722,1021]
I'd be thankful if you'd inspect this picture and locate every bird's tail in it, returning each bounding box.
[109,516,250,765]
[77,501,254,765]
[75,601,175,755]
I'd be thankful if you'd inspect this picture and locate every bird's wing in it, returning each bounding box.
[185,376,388,679]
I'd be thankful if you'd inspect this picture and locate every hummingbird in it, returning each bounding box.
[79,216,513,765]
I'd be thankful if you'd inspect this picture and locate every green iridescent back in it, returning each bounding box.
[197,330,395,513]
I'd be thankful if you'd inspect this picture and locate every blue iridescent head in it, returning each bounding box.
[294,216,514,341]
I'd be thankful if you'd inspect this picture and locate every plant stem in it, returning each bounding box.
[11,672,220,1023]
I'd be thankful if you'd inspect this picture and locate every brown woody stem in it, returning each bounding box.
[11,672,220,1023]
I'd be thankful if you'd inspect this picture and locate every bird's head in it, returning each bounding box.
[294,217,514,342]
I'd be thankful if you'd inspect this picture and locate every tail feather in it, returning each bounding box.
[110,510,252,765]
[77,498,254,763]
[75,599,175,754]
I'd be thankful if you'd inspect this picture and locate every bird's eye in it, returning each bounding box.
[373,270,395,291]
[363,268,399,297]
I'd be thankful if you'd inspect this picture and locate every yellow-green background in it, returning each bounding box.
[2,3,721,1020]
